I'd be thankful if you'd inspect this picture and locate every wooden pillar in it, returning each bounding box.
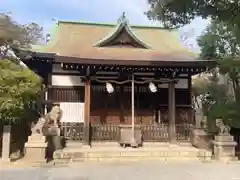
[84,79,91,145]
[168,82,176,143]
[131,74,135,143]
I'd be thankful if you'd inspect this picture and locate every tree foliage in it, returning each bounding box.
[198,20,240,100]
[146,0,240,28]
[0,13,44,123]
[0,60,42,123]
[195,20,240,127]
[0,13,44,60]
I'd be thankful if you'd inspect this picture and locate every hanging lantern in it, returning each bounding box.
[106,82,114,93]
[46,33,51,44]
[149,82,157,93]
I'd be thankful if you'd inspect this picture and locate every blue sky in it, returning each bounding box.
[2,0,210,50]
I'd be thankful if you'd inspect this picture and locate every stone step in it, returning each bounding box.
[66,141,193,148]
[53,147,212,165]
[91,142,119,147]
[56,150,210,159]
[66,141,84,147]
[54,156,204,165]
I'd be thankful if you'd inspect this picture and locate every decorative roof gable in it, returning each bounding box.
[94,13,151,49]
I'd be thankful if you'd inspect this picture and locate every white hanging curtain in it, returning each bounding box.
[60,102,85,122]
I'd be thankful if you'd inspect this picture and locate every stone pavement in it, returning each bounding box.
[0,162,240,180]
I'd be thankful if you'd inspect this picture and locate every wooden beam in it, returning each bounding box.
[61,63,207,75]
[84,79,91,145]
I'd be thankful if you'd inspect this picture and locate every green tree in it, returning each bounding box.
[0,13,44,60]
[198,20,240,100]
[195,20,240,127]
[146,0,240,28]
[0,60,42,124]
[0,13,44,124]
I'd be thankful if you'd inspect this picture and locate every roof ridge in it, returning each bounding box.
[57,20,176,30]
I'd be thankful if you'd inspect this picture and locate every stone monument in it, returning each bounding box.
[1,125,11,162]
[212,118,237,161]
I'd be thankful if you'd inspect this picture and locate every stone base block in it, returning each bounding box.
[212,135,237,161]
[1,158,11,163]
[190,128,211,149]
[28,134,46,142]
[214,135,234,142]
[24,135,47,163]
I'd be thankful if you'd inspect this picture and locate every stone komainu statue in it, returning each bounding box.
[216,118,230,135]
[31,117,45,134]
[42,103,63,136]
[42,103,64,150]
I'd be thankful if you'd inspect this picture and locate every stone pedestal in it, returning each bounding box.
[1,125,11,162]
[190,128,211,149]
[212,135,237,161]
[24,134,47,163]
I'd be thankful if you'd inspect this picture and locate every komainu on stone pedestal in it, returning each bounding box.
[42,103,63,150]
[24,118,47,163]
[215,118,230,135]
[212,119,237,161]
[190,109,211,149]
[24,103,64,163]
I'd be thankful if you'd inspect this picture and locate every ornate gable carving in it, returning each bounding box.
[103,27,146,48]
[94,12,151,49]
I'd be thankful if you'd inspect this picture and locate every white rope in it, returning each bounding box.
[92,77,177,84]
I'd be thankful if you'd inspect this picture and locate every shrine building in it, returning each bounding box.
[21,13,216,145]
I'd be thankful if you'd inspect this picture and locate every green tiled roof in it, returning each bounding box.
[30,13,198,61]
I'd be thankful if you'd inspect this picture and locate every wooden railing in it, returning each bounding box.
[176,123,193,142]
[61,123,193,143]
[141,124,168,142]
[62,122,84,141]
[91,124,120,141]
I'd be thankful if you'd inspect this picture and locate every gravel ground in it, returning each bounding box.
[0,161,240,180]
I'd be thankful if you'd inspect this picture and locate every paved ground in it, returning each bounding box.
[0,162,240,180]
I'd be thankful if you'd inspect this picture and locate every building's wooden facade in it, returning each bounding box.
[21,14,216,145]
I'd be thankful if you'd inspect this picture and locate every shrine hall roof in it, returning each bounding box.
[31,14,214,66]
